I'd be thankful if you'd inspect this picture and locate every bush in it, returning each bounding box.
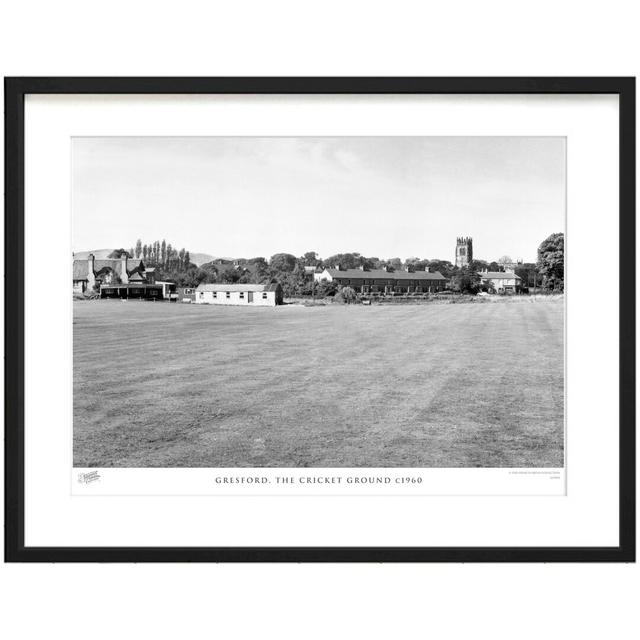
[334,286,357,304]
[314,279,338,297]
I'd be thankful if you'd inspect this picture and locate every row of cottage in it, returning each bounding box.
[313,266,521,293]
[72,254,521,307]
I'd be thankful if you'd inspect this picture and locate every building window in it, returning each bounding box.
[226,292,230,299]
[262,292,268,299]
[213,291,217,298]
[239,292,245,299]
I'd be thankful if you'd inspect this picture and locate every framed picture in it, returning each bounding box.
[4,77,635,562]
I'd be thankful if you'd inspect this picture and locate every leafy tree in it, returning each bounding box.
[323,253,373,270]
[127,238,202,286]
[451,267,481,293]
[166,243,173,266]
[537,233,564,291]
[314,279,338,297]
[194,262,219,285]
[303,251,319,265]
[468,259,489,272]
[107,248,129,258]
[335,286,357,303]
[242,257,269,283]
[479,281,495,293]
[427,259,455,278]
[219,266,240,283]
[269,253,298,272]
[515,262,540,290]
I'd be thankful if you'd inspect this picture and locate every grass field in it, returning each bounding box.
[73,297,564,468]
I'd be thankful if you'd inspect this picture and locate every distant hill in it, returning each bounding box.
[189,253,216,267]
[73,249,116,261]
[74,249,220,267]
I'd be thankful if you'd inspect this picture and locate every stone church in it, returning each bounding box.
[455,237,473,268]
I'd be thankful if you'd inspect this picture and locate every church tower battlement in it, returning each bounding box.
[455,236,473,268]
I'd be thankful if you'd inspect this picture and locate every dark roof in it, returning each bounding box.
[93,259,124,275]
[100,283,162,289]
[196,283,281,293]
[72,260,88,280]
[72,257,147,280]
[479,271,521,280]
[323,268,446,281]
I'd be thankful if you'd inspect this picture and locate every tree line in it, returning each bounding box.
[108,240,195,286]
[109,232,563,295]
[124,239,191,271]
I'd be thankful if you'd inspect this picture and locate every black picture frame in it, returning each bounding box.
[4,77,635,563]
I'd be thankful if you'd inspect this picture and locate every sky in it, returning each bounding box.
[72,136,565,263]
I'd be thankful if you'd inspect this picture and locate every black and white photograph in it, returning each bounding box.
[72,135,565,470]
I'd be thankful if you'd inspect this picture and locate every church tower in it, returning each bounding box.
[455,237,473,268]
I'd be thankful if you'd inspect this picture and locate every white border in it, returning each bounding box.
[73,467,565,496]
[24,94,618,547]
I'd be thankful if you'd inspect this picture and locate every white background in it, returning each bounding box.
[1,1,638,639]
[27,94,611,548]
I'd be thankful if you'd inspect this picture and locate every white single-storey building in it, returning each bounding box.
[478,270,522,293]
[194,283,283,306]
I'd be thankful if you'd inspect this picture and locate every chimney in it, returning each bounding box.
[121,254,129,284]
[424,265,430,273]
[87,253,96,289]
[334,264,341,271]
[359,265,366,271]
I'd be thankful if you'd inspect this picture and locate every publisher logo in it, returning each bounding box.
[77,470,101,484]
